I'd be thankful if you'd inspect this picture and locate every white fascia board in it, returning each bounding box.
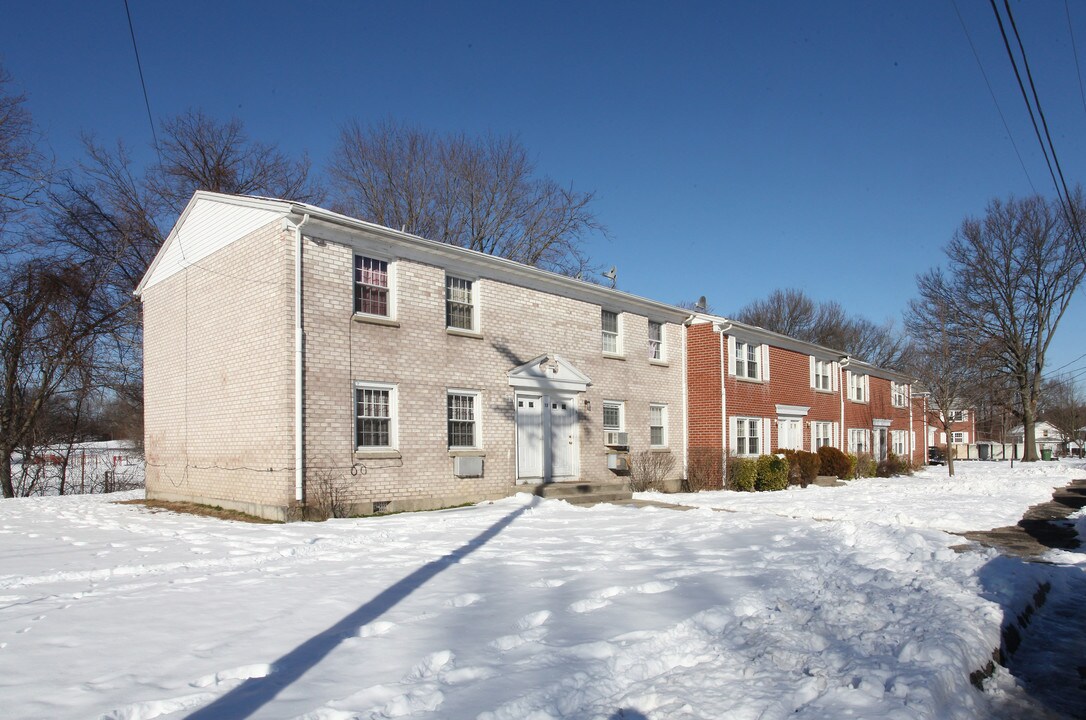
[296,213,690,324]
[695,313,851,361]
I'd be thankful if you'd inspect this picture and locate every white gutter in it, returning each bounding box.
[287,213,311,502]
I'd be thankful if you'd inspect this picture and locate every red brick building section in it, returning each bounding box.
[685,316,925,470]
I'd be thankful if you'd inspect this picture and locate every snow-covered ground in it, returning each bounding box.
[0,461,1083,719]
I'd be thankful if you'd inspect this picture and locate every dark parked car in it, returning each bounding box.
[928,446,946,465]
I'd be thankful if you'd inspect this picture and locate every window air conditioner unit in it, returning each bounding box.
[604,431,629,448]
[607,453,629,471]
[454,456,484,478]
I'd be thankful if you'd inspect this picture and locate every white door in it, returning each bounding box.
[549,397,577,479]
[779,418,802,451]
[874,427,888,461]
[516,394,544,480]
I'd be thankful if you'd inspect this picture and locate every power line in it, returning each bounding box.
[1002,0,1078,221]
[123,0,160,161]
[988,0,1065,208]
[951,0,1036,193]
[1064,0,1086,122]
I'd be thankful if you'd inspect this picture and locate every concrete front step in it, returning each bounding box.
[526,481,633,505]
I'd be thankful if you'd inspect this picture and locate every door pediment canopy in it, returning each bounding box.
[508,353,592,393]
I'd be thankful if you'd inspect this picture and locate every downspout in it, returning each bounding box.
[681,320,689,480]
[839,359,847,451]
[288,212,311,503]
[908,385,914,464]
[717,326,727,476]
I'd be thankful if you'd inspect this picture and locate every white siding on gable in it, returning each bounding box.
[140,198,284,292]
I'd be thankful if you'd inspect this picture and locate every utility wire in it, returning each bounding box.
[1002,0,1079,225]
[951,0,1036,193]
[123,0,160,161]
[1065,0,1086,122]
[989,0,1065,209]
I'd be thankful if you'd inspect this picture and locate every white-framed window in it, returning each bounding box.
[951,410,967,422]
[848,372,868,402]
[891,382,908,408]
[445,276,476,331]
[735,417,761,456]
[648,321,664,361]
[848,428,868,454]
[603,400,625,432]
[814,359,833,391]
[602,310,622,355]
[649,404,667,447]
[952,431,965,443]
[735,340,761,380]
[355,382,397,449]
[354,256,391,318]
[447,391,480,449]
[814,421,832,448]
[891,430,906,456]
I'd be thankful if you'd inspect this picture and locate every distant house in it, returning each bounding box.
[1009,421,1070,457]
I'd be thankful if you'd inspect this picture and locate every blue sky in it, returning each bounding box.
[2,1,1084,380]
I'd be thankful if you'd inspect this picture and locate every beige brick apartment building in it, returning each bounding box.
[137,192,689,520]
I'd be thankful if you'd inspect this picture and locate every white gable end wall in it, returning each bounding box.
[139,197,284,292]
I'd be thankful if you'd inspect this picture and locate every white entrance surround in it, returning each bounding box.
[873,418,892,461]
[508,355,592,483]
[775,404,810,452]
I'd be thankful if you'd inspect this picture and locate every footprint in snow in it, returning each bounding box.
[190,663,273,688]
[444,593,483,608]
[529,578,567,588]
[357,621,397,638]
[569,597,612,613]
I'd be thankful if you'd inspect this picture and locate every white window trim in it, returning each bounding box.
[602,310,623,357]
[444,275,480,334]
[891,381,908,408]
[813,421,833,451]
[447,389,482,450]
[354,381,398,450]
[811,358,834,392]
[649,403,668,448]
[648,320,666,362]
[891,430,906,456]
[353,254,397,321]
[952,431,966,444]
[730,338,766,381]
[847,371,869,403]
[602,400,626,432]
[731,416,764,457]
[848,428,869,454]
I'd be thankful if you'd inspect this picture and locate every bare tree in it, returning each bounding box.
[915,193,1085,461]
[734,288,912,369]
[905,274,981,476]
[150,110,323,215]
[330,119,602,276]
[1041,376,1086,455]
[0,63,48,251]
[0,260,122,497]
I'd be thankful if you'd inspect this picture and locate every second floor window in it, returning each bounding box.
[602,310,620,355]
[355,256,389,317]
[892,382,908,407]
[446,276,474,331]
[648,321,663,361]
[814,359,832,391]
[735,340,760,379]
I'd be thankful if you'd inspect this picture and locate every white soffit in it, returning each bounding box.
[138,197,283,293]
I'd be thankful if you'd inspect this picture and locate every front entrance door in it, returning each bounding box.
[874,427,888,461]
[779,418,802,451]
[516,392,579,482]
